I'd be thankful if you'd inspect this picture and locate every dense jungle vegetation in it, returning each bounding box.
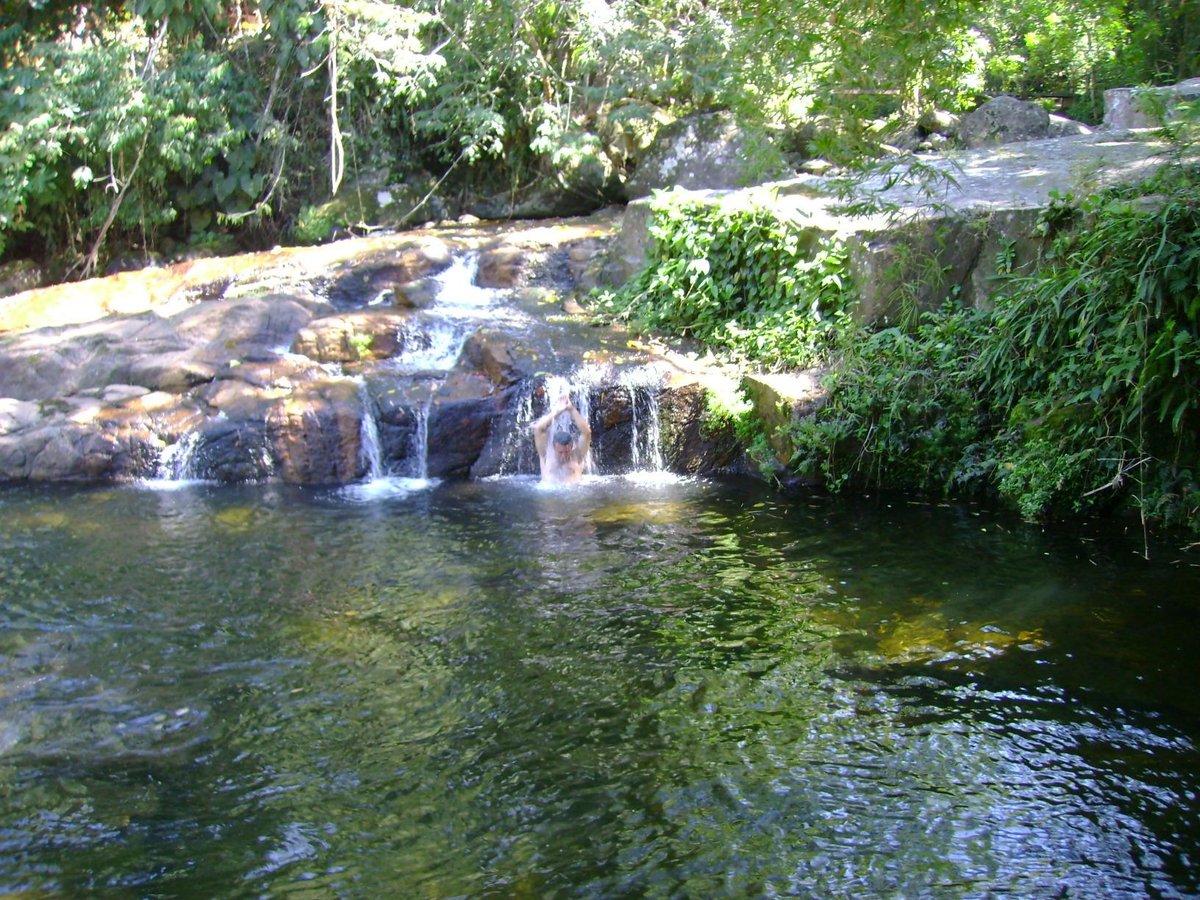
[601,158,1200,535]
[1,0,1195,275]
[1,0,1198,532]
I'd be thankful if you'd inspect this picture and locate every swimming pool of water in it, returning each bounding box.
[1,476,1197,895]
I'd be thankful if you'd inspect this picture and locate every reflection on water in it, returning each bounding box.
[0,478,1198,896]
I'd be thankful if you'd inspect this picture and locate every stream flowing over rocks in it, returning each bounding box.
[1,84,1192,486]
[0,214,743,485]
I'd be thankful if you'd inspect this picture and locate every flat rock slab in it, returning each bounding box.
[769,129,1180,229]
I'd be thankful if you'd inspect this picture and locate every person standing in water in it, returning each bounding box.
[532,392,592,484]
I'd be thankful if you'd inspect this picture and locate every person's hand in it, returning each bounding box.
[556,393,571,411]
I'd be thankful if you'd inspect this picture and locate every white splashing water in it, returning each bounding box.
[153,431,203,483]
[620,367,666,473]
[356,380,386,480]
[397,253,504,371]
[340,379,437,501]
[430,252,497,313]
[539,367,610,475]
[408,393,433,480]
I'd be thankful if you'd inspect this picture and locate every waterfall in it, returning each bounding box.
[621,369,666,473]
[488,380,539,477]
[396,253,503,372]
[340,381,435,500]
[357,381,386,480]
[154,431,203,482]
[398,320,472,371]
[408,393,432,480]
[429,252,495,312]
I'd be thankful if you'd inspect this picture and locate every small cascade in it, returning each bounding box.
[489,380,539,477]
[399,322,471,371]
[620,369,666,473]
[429,252,496,313]
[154,431,203,482]
[356,381,386,480]
[396,253,505,372]
[407,393,433,480]
[340,380,435,500]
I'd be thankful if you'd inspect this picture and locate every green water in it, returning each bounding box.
[1,476,1197,896]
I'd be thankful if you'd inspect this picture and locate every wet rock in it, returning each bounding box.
[126,354,219,393]
[392,277,440,309]
[425,372,501,478]
[659,382,748,476]
[171,295,320,350]
[290,311,411,363]
[326,239,453,306]
[367,378,436,474]
[266,379,365,484]
[191,412,274,482]
[475,244,526,288]
[459,328,543,386]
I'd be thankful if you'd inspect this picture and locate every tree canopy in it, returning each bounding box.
[1,0,1196,275]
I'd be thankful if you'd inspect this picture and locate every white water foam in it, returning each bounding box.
[338,475,434,502]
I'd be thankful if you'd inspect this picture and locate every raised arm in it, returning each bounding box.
[531,407,556,457]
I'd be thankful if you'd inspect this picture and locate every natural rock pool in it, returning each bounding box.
[1,476,1197,896]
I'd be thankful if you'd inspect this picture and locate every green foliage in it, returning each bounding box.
[598,194,852,368]
[975,0,1199,122]
[787,165,1200,533]
[977,167,1200,526]
[787,306,986,492]
[3,0,1199,275]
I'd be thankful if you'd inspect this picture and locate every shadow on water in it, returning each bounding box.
[0,478,1198,896]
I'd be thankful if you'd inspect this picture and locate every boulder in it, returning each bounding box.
[293,170,454,244]
[917,108,962,137]
[596,101,673,169]
[266,379,366,484]
[741,370,828,467]
[1103,77,1200,130]
[958,95,1050,148]
[475,243,526,289]
[458,328,542,386]
[425,372,502,478]
[625,111,791,199]
[659,381,747,476]
[1048,114,1093,138]
[0,396,159,482]
[325,240,453,306]
[365,377,436,475]
[471,131,623,219]
[392,276,440,310]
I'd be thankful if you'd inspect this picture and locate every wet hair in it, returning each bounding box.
[553,429,573,447]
